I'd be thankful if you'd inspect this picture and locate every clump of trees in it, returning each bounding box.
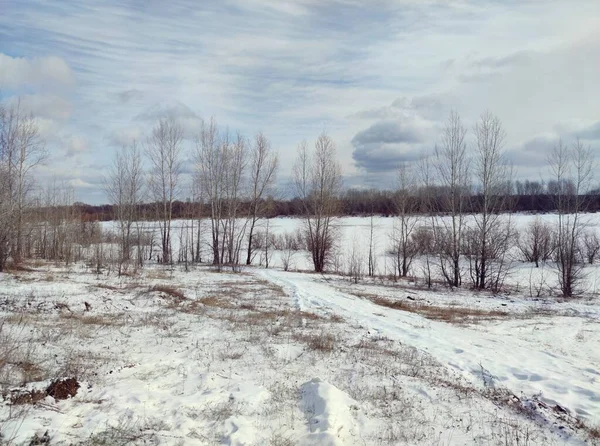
[2,93,598,298]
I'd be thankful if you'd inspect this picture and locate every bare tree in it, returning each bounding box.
[105,142,144,273]
[0,100,46,266]
[581,230,600,265]
[367,214,377,277]
[293,133,342,273]
[347,234,364,284]
[276,230,303,272]
[146,117,184,264]
[390,162,420,278]
[548,139,594,297]
[468,112,514,290]
[518,218,554,267]
[0,103,10,271]
[245,132,278,265]
[434,111,470,288]
[195,120,248,270]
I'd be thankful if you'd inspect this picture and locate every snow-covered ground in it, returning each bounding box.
[110,213,600,294]
[1,214,600,445]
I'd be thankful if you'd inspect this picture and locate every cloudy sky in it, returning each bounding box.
[1,0,599,203]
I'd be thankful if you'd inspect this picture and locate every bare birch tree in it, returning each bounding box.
[434,111,470,288]
[0,100,46,266]
[195,120,248,270]
[105,142,144,273]
[468,111,514,290]
[549,139,594,297]
[390,162,420,278]
[146,117,184,264]
[293,133,342,273]
[245,132,278,265]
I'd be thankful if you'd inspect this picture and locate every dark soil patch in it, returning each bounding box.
[46,378,79,400]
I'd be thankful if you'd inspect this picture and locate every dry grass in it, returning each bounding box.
[355,292,508,324]
[198,295,236,309]
[149,285,186,301]
[60,312,126,327]
[588,425,600,443]
[145,270,170,280]
[93,283,119,291]
[293,331,337,352]
[7,388,46,405]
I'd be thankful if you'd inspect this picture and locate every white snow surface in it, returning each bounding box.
[259,268,600,422]
[1,214,600,445]
[299,378,360,445]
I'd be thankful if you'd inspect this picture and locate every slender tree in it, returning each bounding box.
[468,111,514,290]
[195,120,248,269]
[549,139,594,297]
[434,111,470,287]
[390,162,420,277]
[146,117,184,264]
[0,100,46,265]
[105,142,144,273]
[245,132,278,265]
[293,133,342,273]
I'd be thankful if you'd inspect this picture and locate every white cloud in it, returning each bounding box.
[65,135,87,158]
[68,178,94,189]
[0,54,75,89]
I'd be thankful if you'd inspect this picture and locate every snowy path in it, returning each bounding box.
[256,269,600,422]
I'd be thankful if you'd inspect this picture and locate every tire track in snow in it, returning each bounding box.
[255,268,600,422]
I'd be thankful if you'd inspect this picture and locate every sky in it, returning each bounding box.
[1,0,599,204]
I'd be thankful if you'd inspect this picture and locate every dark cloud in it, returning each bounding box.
[505,135,557,168]
[352,121,422,146]
[472,51,533,69]
[352,145,425,173]
[459,50,534,84]
[576,121,600,140]
[117,89,144,104]
[351,120,429,173]
[134,101,198,121]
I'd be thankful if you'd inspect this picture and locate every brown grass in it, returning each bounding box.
[198,295,236,309]
[146,270,169,280]
[60,312,126,328]
[8,388,46,405]
[150,285,186,301]
[293,331,337,352]
[93,283,119,291]
[355,292,508,324]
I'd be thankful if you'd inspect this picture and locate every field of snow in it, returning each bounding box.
[1,214,600,445]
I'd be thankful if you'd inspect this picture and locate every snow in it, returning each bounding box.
[299,378,360,446]
[1,214,600,445]
[259,268,600,421]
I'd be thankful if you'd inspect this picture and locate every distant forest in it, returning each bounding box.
[75,185,600,222]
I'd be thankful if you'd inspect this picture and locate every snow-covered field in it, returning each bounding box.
[1,215,600,445]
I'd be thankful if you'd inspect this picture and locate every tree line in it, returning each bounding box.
[1,97,598,297]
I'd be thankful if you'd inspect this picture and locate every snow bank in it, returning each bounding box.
[299,378,360,446]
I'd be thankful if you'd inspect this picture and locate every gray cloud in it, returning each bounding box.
[64,135,88,158]
[577,122,600,140]
[505,135,557,169]
[134,101,198,122]
[117,89,145,104]
[472,51,533,69]
[352,121,422,146]
[351,94,451,121]
[351,120,430,173]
